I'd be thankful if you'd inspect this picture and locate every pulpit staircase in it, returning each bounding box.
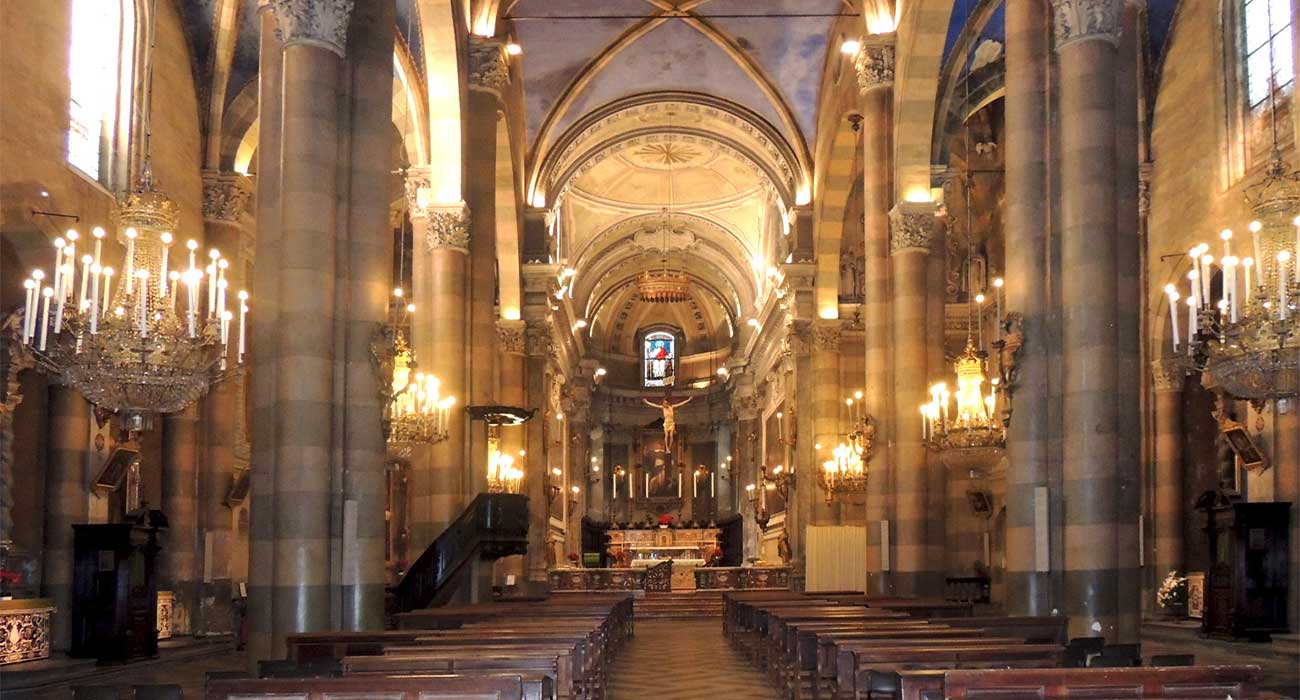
[391,492,530,613]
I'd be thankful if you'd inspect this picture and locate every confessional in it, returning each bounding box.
[1198,492,1290,640]
[70,510,167,662]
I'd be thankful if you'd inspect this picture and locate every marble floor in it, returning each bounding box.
[607,620,778,700]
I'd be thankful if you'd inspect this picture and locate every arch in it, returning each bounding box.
[813,112,861,318]
[893,0,958,202]
[496,113,523,319]
[417,0,466,201]
[534,92,803,209]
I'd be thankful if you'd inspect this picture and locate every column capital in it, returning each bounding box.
[402,165,434,221]
[269,0,352,58]
[201,170,254,224]
[730,389,762,421]
[854,39,895,94]
[889,201,938,254]
[468,37,510,93]
[1151,357,1192,392]
[1051,0,1121,50]
[812,319,842,352]
[425,202,471,253]
[496,319,526,355]
[524,318,554,358]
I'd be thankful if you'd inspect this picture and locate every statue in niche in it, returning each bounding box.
[644,395,692,451]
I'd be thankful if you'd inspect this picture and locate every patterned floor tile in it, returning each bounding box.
[608,620,778,700]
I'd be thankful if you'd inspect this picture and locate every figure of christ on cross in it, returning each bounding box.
[643,394,693,451]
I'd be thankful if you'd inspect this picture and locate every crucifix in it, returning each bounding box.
[644,394,692,451]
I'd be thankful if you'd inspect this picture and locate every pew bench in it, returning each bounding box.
[834,643,1065,700]
[207,675,529,700]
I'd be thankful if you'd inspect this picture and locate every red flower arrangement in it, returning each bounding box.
[656,514,674,526]
[567,552,580,565]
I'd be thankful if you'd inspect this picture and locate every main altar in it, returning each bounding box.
[609,526,719,590]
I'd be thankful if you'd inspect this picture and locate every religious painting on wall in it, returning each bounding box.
[643,453,679,499]
[643,331,675,387]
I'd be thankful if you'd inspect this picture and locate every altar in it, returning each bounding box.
[609,527,718,590]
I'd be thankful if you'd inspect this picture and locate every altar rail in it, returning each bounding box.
[694,566,789,591]
[549,567,647,592]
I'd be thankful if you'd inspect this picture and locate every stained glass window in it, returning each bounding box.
[1244,0,1294,108]
[644,332,675,388]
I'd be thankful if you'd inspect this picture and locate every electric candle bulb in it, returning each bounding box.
[393,287,404,297]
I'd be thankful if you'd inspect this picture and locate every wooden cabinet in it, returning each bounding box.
[1199,497,1291,640]
[70,516,164,662]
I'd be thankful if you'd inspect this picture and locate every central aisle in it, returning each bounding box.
[607,619,779,700]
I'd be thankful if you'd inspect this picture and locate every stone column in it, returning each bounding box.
[523,319,552,582]
[715,421,733,516]
[890,202,940,596]
[1053,0,1125,641]
[268,0,351,649]
[856,38,896,595]
[731,389,761,561]
[588,425,605,521]
[496,320,527,582]
[198,170,253,636]
[161,405,200,636]
[247,1,282,665]
[1003,0,1053,615]
[1274,406,1300,632]
[466,39,508,500]
[425,205,470,545]
[1150,360,1187,609]
[42,386,90,652]
[339,0,394,630]
[811,321,842,524]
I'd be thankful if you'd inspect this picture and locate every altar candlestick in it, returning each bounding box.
[693,472,697,498]
[678,471,682,498]
[711,472,715,498]
[644,473,649,499]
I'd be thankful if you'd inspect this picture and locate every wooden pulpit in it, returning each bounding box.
[70,510,166,662]
[1199,494,1291,640]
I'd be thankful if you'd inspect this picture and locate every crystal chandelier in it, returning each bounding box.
[379,289,453,447]
[921,339,1006,463]
[19,173,243,429]
[1168,154,1300,400]
[486,450,523,494]
[818,392,872,500]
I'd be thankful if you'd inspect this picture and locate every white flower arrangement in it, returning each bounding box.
[1157,569,1188,609]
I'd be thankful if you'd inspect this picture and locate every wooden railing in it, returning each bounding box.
[392,493,529,612]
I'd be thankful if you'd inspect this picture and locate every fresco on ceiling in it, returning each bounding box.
[545,20,792,155]
[510,0,644,145]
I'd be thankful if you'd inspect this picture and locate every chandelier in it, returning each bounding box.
[818,392,872,500]
[638,268,691,303]
[378,289,453,448]
[18,173,242,429]
[921,339,1006,466]
[1168,154,1300,400]
[486,450,523,494]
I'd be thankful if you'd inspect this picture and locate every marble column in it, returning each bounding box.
[1150,360,1187,610]
[466,40,508,500]
[1003,0,1053,615]
[523,319,552,582]
[42,386,90,652]
[247,1,282,665]
[162,405,200,636]
[731,389,761,561]
[339,0,394,630]
[268,0,351,650]
[425,205,470,544]
[890,202,940,596]
[715,421,733,516]
[588,425,606,521]
[811,321,842,525]
[1053,0,1125,641]
[403,165,437,554]
[1274,406,1300,632]
[1113,0,1144,643]
[496,320,527,582]
[198,170,253,636]
[856,38,896,595]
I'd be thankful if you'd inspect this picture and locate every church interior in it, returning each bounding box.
[2,0,1300,698]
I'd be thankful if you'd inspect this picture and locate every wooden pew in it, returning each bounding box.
[942,665,1263,700]
[341,655,564,700]
[938,615,1069,644]
[834,643,1065,700]
[207,675,528,700]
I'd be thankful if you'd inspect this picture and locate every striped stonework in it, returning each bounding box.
[1150,359,1188,612]
[467,90,501,499]
[1003,0,1054,616]
[889,201,939,595]
[1055,2,1124,639]
[42,387,90,651]
[811,320,842,525]
[162,405,199,636]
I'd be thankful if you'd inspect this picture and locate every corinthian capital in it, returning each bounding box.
[497,319,526,355]
[270,0,353,58]
[468,37,510,93]
[425,202,471,252]
[813,320,842,352]
[889,201,937,254]
[524,319,553,358]
[201,170,253,224]
[403,165,433,221]
[1051,0,1120,49]
[855,41,895,93]
[1150,357,1192,392]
